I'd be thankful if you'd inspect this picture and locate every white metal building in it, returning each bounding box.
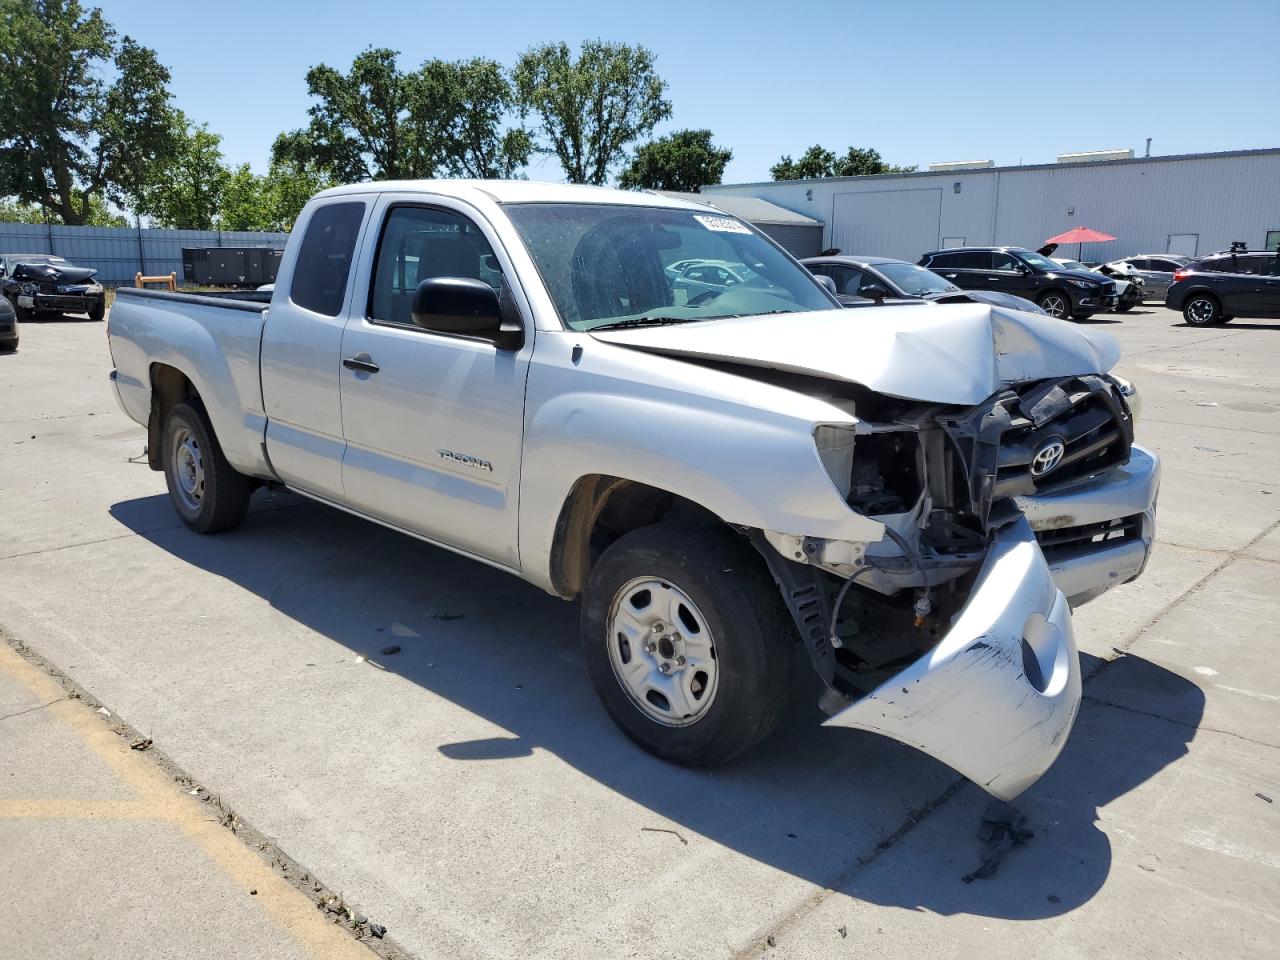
[704,148,1280,264]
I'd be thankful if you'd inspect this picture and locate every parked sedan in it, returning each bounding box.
[1103,255,1190,300]
[802,256,1046,313]
[0,253,105,321]
[1165,249,1280,326]
[0,293,17,351]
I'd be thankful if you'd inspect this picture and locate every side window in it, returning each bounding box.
[1236,255,1271,275]
[369,206,503,327]
[991,252,1020,271]
[923,253,952,269]
[290,202,365,317]
[829,266,865,296]
[953,251,991,269]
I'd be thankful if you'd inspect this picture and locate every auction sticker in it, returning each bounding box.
[693,214,752,235]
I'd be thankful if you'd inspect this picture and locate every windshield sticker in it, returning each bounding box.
[693,214,752,235]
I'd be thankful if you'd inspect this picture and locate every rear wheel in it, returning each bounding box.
[581,524,794,766]
[1183,294,1221,326]
[1036,290,1070,319]
[162,402,253,533]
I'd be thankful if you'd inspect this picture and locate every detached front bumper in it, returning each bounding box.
[825,518,1080,800]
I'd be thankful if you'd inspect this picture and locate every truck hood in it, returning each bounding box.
[591,302,1121,405]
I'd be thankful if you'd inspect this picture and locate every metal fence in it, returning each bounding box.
[0,223,290,286]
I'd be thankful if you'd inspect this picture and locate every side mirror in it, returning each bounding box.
[814,274,837,296]
[410,277,522,350]
[860,282,889,304]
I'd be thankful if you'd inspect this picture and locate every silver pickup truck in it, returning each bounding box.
[108,181,1160,800]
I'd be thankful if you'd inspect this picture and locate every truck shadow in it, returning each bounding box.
[109,491,1204,921]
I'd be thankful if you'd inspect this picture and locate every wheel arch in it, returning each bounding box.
[147,362,200,470]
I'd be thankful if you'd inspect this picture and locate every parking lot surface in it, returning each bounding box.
[2,305,1277,959]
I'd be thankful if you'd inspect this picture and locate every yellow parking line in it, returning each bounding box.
[0,642,375,960]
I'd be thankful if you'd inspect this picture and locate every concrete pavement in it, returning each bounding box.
[1,305,1277,958]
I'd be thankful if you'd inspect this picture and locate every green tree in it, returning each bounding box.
[263,157,333,230]
[1,193,125,225]
[218,164,270,231]
[771,144,916,180]
[132,115,228,229]
[618,129,732,192]
[513,40,671,185]
[273,48,442,183]
[420,57,532,179]
[0,0,178,224]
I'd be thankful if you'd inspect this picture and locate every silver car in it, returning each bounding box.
[1105,255,1190,300]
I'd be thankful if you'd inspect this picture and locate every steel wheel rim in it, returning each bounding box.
[170,425,205,512]
[1042,294,1067,318]
[606,576,720,727]
[1188,298,1215,324]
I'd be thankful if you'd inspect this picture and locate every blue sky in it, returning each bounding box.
[98,0,1280,183]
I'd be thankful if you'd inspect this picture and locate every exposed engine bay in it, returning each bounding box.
[756,373,1136,702]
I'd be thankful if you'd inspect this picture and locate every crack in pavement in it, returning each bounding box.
[0,696,66,723]
[733,514,1280,954]
[1083,695,1280,751]
[1126,330,1245,357]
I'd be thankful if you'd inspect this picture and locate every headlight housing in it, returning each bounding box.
[1107,374,1141,421]
[814,425,856,499]
[1068,279,1097,289]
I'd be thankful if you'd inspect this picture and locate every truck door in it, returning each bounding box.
[260,199,370,500]
[337,197,531,568]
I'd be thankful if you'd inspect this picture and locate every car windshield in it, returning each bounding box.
[1057,260,1088,271]
[875,262,958,296]
[503,203,837,331]
[1016,251,1059,271]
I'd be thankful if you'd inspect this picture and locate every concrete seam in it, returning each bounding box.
[0,696,66,723]
[1083,695,1280,750]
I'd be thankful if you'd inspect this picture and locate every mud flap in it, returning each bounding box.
[824,518,1081,800]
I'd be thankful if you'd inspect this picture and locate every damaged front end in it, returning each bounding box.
[755,375,1142,799]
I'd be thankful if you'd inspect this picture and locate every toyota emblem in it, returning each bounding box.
[1030,437,1066,477]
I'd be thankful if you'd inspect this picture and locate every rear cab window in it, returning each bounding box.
[290,202,366,316]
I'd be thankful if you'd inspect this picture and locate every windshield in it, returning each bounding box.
[875,261,958,297]
[1016,251,1060,271]
[1057,260,1088,271]
[503,203,837,331]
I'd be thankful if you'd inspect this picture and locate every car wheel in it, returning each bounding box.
[7,296,31,323]
[1036,291,1070,319]
[1183,294,1221,326]
[88,300,105,322]
[1115,301,1135,313]
[581,524,794,766]
[162,401,253,534]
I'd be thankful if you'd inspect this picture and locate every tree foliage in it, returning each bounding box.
[0,192,124,225]
[0,0,178,224]
[132,114,228,229]
[771,144,916,180]
[514,40,671,185]
[618,129,731,192]
[274,49,531,184]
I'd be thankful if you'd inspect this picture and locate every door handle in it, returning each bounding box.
[343,356,380,374]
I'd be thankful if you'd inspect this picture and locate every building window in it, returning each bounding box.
[1266,230,1280,252]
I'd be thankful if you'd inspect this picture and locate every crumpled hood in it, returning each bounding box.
[16,263,98,285]
[591,302,1121,405]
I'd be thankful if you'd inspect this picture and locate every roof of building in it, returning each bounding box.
[704,146,1280,190]
[649,190,823,226]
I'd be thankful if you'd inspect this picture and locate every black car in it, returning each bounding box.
[917,246,1119,320]
[1165,250,1280,326]
[0,293,17,351]
[0,253,105,322]
[801,255,1046,313]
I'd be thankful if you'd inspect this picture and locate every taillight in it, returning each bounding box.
[1173,269,1190,281]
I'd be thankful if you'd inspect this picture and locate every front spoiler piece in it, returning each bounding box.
[824,518,1081,800]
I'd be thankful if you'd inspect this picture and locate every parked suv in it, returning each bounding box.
[1165,250,1280,326]
[1103,255,1190,300]
[802,255,1045,313]
[918,246,1119,320]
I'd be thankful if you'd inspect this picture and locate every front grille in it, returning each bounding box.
[992,376,1133,498]
[940,374,1135,527]
[34,295,91,310]
[1036,514,1142,562]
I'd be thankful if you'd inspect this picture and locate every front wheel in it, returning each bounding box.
[581,525,794,766]
[1115,300,1135,313]
[1183,294,1221,326]
[162,401,253,533]
[88,299,105,322]
[1036,291,1070,319]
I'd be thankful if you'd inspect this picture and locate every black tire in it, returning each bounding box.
[7,296,30,323]
[162,401,253,533]
[88,299,105,322]
[581,524,794,766]
[1036,290,1071,319]
[1183,293,1221,326]
[1071,311,1096,321]
[1115,301,1135,313]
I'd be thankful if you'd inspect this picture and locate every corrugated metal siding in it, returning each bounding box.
[758,223,823,258]
[0,224,289,286]
[707,150,1280,262]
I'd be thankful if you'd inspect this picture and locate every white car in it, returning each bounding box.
[107,181,1159,800]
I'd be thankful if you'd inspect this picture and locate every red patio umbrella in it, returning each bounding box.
[1044,226,1117,262]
